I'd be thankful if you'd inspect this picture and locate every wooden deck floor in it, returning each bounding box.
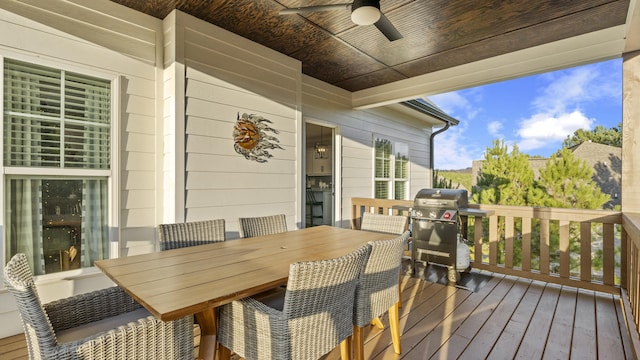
[1,267,635,360]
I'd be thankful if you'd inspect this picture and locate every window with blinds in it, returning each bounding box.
[3,58,112,275]
[394,142,409,200]
[3,59,111,169]
[375,138,391,199]
[374,136,409,200]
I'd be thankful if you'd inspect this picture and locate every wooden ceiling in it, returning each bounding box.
[110,0,631,93]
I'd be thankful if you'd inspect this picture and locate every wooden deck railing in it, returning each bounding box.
[352,197,640,355]
[622,212,640,352]
[352,198,626,293]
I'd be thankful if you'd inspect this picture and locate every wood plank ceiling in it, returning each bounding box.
[110,0,630,92]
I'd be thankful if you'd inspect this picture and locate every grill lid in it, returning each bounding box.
[413,188,468,209]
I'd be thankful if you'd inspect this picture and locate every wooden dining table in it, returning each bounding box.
[95,225,397,360]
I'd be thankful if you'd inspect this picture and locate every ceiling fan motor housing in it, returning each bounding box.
[351,0,381,25]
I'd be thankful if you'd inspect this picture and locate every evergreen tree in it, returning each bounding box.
[533,148,610,209]
[472,140,534,206]
[562,122,622,148]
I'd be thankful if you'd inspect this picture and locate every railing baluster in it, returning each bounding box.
[505,216,514,269]
[559,220,570,278]
[522,217,532,272]
[603,223,615,285]
[621,226,628,289]
[489,215,498,266]
[473,216,483,265]
[540,218,550,275]
[581,222,592,282]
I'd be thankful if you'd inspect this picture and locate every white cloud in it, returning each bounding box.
[433,125,482,170]
[428,89,487,169]
[517,110,594,151]
[428,92,469,114]
[487,121,503,136]
[532,63,619,114]
[429,90,481,120]
[532,68,596,114]
[514,62,618,152]
[427,59,620,161]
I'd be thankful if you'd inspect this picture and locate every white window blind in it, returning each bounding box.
[374,136,409,200]
[394,143,409,200]
[4,59,111,169]
[375,138,392,199]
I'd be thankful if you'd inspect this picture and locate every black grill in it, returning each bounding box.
[410,189,469,283]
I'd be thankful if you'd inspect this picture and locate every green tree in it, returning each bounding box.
[533,148,610,209]
[472,140,534,206]
[531,149,611,276]
[562,122,622,148]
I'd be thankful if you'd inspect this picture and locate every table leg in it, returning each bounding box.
[195,308,217,360]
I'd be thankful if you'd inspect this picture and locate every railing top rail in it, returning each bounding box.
[468,204,622,223]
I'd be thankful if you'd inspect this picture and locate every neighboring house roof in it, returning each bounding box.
[471,141,621,209]
[569,141,621,208]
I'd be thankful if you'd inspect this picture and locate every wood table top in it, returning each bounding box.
[95,226,396,321]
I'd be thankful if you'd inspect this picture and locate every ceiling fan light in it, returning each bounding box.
[351,3,380,26]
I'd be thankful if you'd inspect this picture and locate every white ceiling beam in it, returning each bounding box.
[352,26,627,109]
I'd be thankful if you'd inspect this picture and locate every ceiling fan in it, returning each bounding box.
[279,0,403,41]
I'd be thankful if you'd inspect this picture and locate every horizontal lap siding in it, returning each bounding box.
[0,2,161,249]
[121,92,157,239]
[177,12,300,235]
[301,76,431,228]
[0,1,163,337]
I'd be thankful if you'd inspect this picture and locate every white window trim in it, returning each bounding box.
[0,55,120,282]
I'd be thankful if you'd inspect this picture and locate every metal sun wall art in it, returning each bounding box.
[233,112,284,163]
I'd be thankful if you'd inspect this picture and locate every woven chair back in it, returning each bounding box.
[238,214,287,238]
[158,218,225,250]
[354,231,410,326]
[360,212,409,235]
[4,254,57,359]
[282,244,371,359]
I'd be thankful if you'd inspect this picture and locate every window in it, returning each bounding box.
[3,58,112,275]
[374,137,409,200]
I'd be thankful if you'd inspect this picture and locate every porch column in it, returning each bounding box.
[622,50,640,213]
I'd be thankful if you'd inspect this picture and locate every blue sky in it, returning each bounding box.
[428,58,622,170]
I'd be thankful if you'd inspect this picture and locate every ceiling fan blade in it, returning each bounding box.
[279,3,351,15]
[374,13,402,41]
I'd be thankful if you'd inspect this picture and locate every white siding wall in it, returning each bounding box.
[166,11,302,237]
[301,76,432,228]
[0,1,162,337]
[0,2,434,337]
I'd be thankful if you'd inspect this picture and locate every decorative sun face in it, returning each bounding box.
[234,119,261,150]
[233,113,284,163]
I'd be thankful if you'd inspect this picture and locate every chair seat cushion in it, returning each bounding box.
[56,307,151,343]
[254,287,286,311]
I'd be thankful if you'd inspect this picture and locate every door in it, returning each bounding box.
[305,123,334,227]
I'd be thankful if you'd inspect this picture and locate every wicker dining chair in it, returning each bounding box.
[3,253,194,360]
[217,244,372,360]
[359,212,410,308]
[238,214,288,238]
[348,231,410,360]
[360,212,409,234]
[157,218,225,250]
